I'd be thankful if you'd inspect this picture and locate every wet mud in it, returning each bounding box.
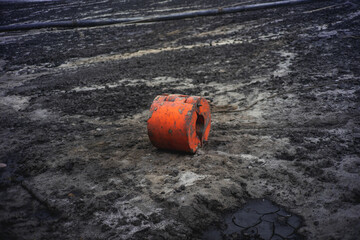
[0,0,360,239]
[202,199,303,240]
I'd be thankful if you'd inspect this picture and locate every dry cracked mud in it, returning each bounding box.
[0,0,359,239]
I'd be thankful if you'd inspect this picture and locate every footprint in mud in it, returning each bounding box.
[202,199,303,240]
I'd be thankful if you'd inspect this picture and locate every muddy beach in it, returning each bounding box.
[0,0,359,239]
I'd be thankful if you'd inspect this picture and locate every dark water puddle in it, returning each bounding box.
[202,199,304,240]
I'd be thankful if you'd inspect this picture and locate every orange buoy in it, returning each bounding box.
[147,94,211,153]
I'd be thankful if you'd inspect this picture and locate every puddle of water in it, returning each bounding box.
[202,199,303,240]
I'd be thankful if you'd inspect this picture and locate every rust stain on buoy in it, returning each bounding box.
[147,94,211,153]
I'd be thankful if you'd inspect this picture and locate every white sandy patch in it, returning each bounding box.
[1,95,31,111]
[273,51,296,77]
[29,108,53,120]
[178,171,208,187]
[68,76,194,92]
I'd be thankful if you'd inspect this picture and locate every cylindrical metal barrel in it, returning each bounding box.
[147,94,211,153]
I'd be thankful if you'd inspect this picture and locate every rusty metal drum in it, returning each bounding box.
[147,94,211,153]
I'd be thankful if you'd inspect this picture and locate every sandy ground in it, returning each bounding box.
[0,0,359,239]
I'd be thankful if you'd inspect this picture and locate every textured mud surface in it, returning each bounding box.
[0,0,360,239]
[203,199,303,240]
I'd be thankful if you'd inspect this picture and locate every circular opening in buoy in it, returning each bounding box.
[196,114,205,141]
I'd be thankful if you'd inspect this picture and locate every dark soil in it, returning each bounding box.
[0,0,359,239]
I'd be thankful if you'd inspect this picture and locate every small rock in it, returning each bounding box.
[257,159,266,164]
[175,185,186,192]
[0,163,7,168]
[94,132,103,137]
[149,212,162,224]
[101,224,111,232]
[64,161,73,171]
[169,169,179,177]
[132,219,141,226]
